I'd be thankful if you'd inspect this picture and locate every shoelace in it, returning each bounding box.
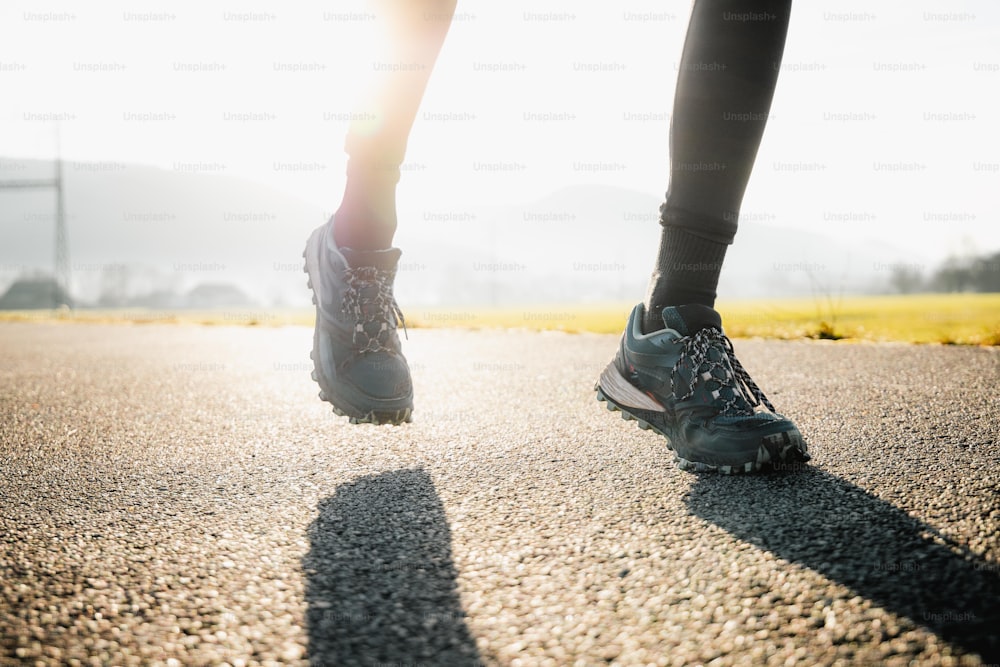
[342,266,407,354]
[672,327,776,415]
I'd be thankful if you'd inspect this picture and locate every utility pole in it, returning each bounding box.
[0,126,70,308]
[54,127,70,308]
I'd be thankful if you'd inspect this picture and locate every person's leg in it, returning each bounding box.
[333,0,458,251]
[305,0,456,425]
[596,0,808,473]
[643,0,792,332]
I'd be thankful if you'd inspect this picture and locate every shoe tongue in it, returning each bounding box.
[661,304,722,336]
[341,246,402,272]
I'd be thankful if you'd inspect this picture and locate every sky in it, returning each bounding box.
[1,0,998,270]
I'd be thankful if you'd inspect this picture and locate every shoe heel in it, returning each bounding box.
[597,362,664,412]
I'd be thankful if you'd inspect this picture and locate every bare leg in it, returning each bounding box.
[334,0,458,251]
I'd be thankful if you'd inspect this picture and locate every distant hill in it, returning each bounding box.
[0,157,323,307]
[395,184,920,303]
[1,158,920,306]
[95,281,256,309]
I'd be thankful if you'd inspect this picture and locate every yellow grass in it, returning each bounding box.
[405,294,1000,346]
[714,293,1000,346]
[0,307,315,328]
[2,293,999,345]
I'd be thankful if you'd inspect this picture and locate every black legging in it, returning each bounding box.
[662,0,792,244]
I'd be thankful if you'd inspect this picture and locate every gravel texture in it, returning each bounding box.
[1,322,998,666]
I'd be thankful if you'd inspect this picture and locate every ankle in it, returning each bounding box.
[333,163,400,250]
[332,193,398,251]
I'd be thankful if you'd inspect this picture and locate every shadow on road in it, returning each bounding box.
[304,468,481,666]
[685,467,1000,661]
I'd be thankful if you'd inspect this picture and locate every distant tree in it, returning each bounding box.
[931,255,973,292]
[0,274,72,309]
[888,265,924,294]
[184,283,255,309]
[970,251,1000,292]
[97,263,130,307]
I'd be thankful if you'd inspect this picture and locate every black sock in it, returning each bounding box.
[642,226,728,333]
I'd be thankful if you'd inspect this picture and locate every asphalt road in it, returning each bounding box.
[1,322,998,666]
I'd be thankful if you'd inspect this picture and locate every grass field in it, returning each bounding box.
[2,293,998,346]
[407,294,1000,346]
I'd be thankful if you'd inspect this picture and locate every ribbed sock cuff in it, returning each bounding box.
[643,226,728,332]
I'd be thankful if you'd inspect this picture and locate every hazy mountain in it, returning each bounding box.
[0,157,324,307]
[397,184,923,303]
[1,157,920,307]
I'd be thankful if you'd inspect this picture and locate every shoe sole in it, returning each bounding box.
[595,362,809,475]
[302,235,413,426]
[309,348,413,426]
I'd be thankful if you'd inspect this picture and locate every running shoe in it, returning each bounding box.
[596,303,809,473]
[303,217,413,425]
